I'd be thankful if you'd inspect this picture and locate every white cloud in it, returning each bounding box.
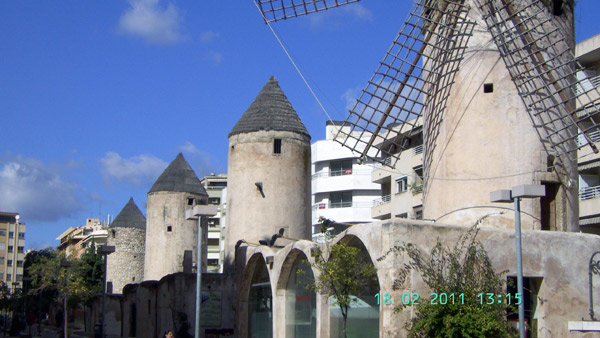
[308,4,373,29]
[118,0,184,44]
[341,86,362,111]
[199,31,220,43]
[0,156,83,222]
[100,152,168,185]
[206,50,223,64]
[178,141,200,154]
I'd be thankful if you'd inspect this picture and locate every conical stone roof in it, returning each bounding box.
[148,153,208,196]
[229,76,310,139]
[110,197,146,229]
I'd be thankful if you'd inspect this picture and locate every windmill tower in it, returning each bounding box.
[106,197,146,293]
[225,76,311,271]
[257,0,600,232]
[144,153,208,281]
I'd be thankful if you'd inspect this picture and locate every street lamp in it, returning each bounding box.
[185,204,218,338]
[491,184,545,338]
[98,245,115,338]
[60,260,71,338]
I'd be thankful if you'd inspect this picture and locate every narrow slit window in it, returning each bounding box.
[274,138,282,154]
[483,83,494,93]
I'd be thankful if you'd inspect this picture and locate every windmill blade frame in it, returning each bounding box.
[256,0,361,23]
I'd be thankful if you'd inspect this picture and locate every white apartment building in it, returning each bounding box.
[371,119,424,221]
[311,121,381,238]
[200,174,227,273]
[576,34,600,234]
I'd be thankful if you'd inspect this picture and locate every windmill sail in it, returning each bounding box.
[475,0,600,168]
[256,0,360,23]
[335,0,475,167]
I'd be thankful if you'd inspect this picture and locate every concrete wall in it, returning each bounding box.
[107,227,145,294]
[225,130,311,271]
[423,1,578,232]
[145,191,208,281]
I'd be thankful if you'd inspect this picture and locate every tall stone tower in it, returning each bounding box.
[225,76,311,270]
[423,1,577,231]
[144,153,208,281]
[106,197,146,293]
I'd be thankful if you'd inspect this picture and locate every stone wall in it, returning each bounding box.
[107,227,145,294]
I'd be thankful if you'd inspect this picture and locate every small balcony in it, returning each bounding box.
[580,185,600,218]
[580,185,600,200]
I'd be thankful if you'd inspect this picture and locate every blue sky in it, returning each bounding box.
[1,0,599,250]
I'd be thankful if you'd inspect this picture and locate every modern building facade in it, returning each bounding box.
[311,121,381,238]
[200,174,227,273]
[0,212,26,292]
[371,119,424,221]
[56,218,107,258]
[576,33,600,234]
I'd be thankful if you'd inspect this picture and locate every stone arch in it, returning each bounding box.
[328,234,381,338]
[239,252,273,338]
[275,248,317,338]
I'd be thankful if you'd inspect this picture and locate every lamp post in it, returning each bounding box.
[98,245,115,338]
[185,204,218,338]
[60,260,71,338]
[491,184,545,338]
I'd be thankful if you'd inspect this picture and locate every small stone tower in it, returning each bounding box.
[106,197,146,294]
[225,76,311,271]
[144,153,208,281]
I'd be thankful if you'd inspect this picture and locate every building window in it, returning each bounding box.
[330,159,353,176]
[0,257,4,265]
[208,218,220,227]
[208,239,220,247]
[16,261,22,268]
[16,275,22,282]
[396,213,408,219]
[208,197,221,205]
[7,246,13,253]
[6,274,10,282]
[0,272,3,279]
[167,226,172,232]
[17,247,23,254]
[413,206,423,220]
[187,197,195,206]
[274,138,282,154]
[18,232,24,240]
[8,232,13,239]
[330,191,352,208]
[6,260,11,267]
[395,176,408,193]
[0,229,5,236]
[483,83,494,93]
[0,243,5,251]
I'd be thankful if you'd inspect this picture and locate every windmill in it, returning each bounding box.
[257,0,600,231]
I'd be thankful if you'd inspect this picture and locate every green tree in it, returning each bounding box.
[379,225,516,338]
[309,219,378,338]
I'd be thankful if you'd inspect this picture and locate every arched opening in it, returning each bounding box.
[329,236,380,338]
[248,258,272,338]
[285,254,316,338]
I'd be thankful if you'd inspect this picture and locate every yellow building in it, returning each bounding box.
[56,218,107,258]
[0,212,26,292]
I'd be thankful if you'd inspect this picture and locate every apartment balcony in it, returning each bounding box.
[578,131,600,164]
[311,201,374,225]
[312,169,378,194]
[576,75,600,104]
[580,185,600,218]
[371,195,392,220]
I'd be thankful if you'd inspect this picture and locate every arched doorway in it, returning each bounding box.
[285,254,316,338]
[247,258,272,338]
[329,236,380,338]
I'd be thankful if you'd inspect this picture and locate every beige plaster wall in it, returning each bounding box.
[225,130,311,271]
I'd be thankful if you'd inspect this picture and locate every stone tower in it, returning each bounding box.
[225,76,311,270]
[144,153,208,281]
[106,197,146,293]
[423,1,577,231]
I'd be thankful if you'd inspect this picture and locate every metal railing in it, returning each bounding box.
[576,74,600,94]
[577,130,600,147]
[311,169,372,179]
[372,194,391,207]
[580,186,600,201]
[312,201,374,210]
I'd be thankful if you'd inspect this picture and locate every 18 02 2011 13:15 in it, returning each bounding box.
[374,292,522,305]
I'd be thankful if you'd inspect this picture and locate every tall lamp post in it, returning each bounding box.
[98,245,115,338]
[491,184,545,338]
[60,260,71,338]
[185,204,218,338]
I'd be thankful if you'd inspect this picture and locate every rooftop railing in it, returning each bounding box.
[580,185,600,201]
